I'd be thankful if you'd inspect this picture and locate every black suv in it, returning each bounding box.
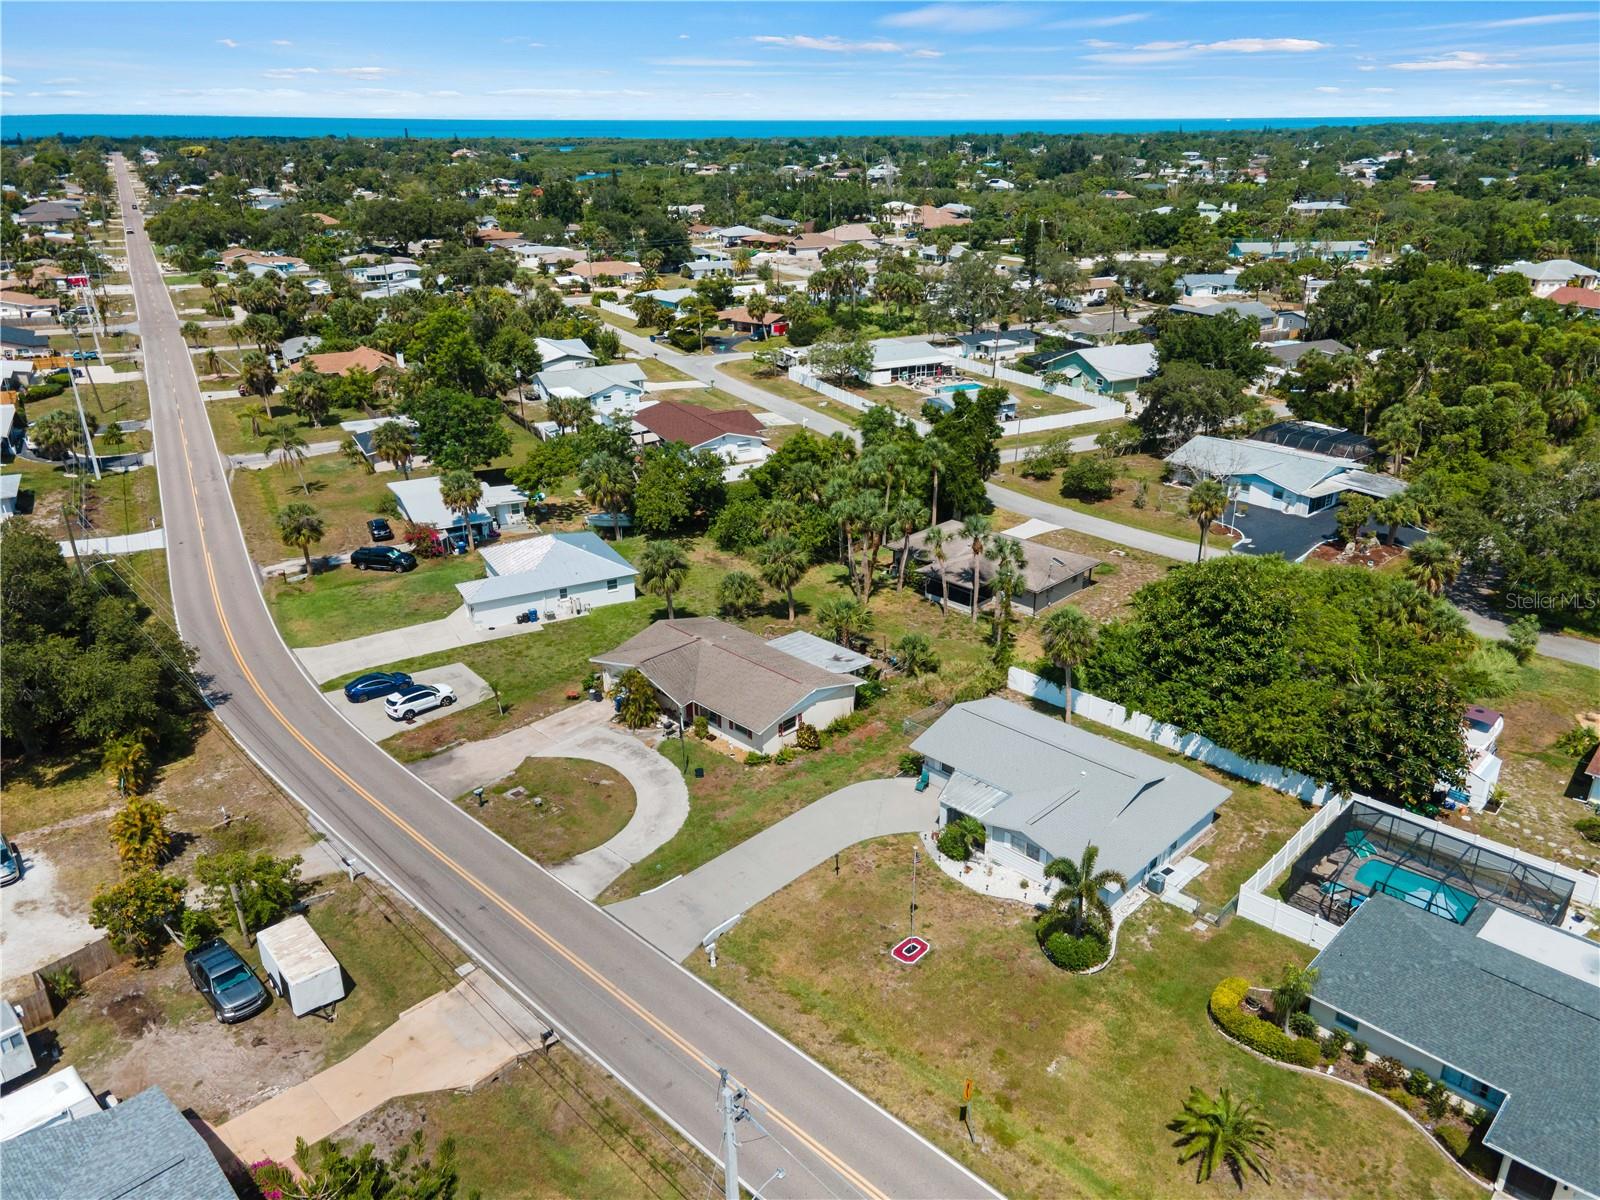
[350,545,417,573]
[184,938,270,1023]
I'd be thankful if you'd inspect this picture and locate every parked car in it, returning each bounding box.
[0,838,21,886]
[342,671,413,703]
[184,938,270,1023]
[350,545,416,573]
[385,683,457,722]
[367,517,393,542]
[69,349,98,360]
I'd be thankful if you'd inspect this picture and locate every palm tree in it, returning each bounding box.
[240,402,269,439]
[923,434,948,522]
[1039,606,1098,724]
[179,319,202,348]
[815,595,873,647]
[988,539,1027,647]
[759,498,801,539]
[108,796,172,871]
[923,525,952,614]
[240,350,277,400]
[758,534,806,621]
[1187,478,1228,562]
[101,735,149,797]
[1169,1088,1275,1188]
[204,347,223,378]
[30,409,81,460]
[1404,537,1460,596]
[439,469,484,551]
[892,498,931,590]
[276,502,325,575]
[959,514,993,624]
[264,423,310,493]
[1044,843,1125,937]
[371,419,416,478]
[638,539,690,619]
[340,436,374,474]
[1271,963,1319,1030]
[893,632,939,676]
[717,570,765,618]
[578,451,634,540]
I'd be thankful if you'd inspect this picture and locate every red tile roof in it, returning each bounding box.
[1548,286,1600,310]
[290,346,398,376]
[634,400,765,448]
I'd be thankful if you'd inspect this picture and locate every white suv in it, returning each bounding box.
[385,683,457,721]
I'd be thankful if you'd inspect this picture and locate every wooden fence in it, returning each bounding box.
[6,937,125,1031]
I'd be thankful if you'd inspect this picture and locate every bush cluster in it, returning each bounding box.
[1288,1011,1318,1039]
[936,816,985,861]
[1209,977,1321,1068]
[794,723,821,751]
[824,711,865,739]
[1040,927,1109,972]
[898,752,925,777]
[773,746,796,765]
[1365,1056,1408,1090]
[743,751,770,767]
[1575,816,1600,846]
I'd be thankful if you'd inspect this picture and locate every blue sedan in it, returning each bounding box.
[343,671,413,703]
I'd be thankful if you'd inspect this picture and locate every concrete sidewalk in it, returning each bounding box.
[296,605,540,683]
[987,481,1224,562]
[412,702,690,900]
[608,777,936,960]
[59,528,166,557]
[213,970,541,1168]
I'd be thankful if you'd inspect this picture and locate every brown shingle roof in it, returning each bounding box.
[289,346,398,377]
[592,618,856,734]
[914,204,970,229]
[634,400,765,448]
[905,520,1100,596]
[570,260,643,278]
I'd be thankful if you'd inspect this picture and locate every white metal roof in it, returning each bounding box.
[766,630,873,674]
[255,915,338,985]
[0,1067,98,1143]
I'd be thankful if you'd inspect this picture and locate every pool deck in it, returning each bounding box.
[1283,846,1477,926]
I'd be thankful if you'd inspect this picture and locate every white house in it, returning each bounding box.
[534,363,647,420]
[1444,705,1505,811]
[1165,434,1406,515]
[913,697,1230,895]
[533,336,596,372]
[863,339,954,386]
[457,532,636,628]
[591,618,861,755]
[387,475,527,541]
[1,1004,34,1083]
[346,259,421,287]
[1498,258,1600,299]
[953,329,1038,363]
[0,291,59,320]
[631,400,772,481]
[0,1066,100,1142]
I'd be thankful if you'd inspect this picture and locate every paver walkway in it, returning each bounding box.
[412,702,690,900]
[608,777,935,960]
[213,970,540,1168]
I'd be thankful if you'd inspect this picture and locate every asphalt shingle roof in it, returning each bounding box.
[1309,896,1600,1197]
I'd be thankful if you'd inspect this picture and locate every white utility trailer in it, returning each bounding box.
[255,915,345,1017]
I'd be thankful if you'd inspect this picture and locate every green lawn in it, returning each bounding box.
[230,453,396,566]
[4,458,160,541]
[994,453,1216,546]
[208,396,344,457]
[691,836,1481,1200]
[636,357,696,383]
[999,418,1128,450]
[453,757,635,866]
[269,556,484,647]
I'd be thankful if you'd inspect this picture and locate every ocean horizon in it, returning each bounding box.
[5,113,1597,142]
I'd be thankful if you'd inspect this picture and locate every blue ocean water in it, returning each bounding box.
[4,114,1595,142]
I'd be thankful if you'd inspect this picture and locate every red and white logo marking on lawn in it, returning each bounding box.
[891,936,930,965]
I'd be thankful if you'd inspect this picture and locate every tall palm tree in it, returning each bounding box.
[264,423,310,493]
[240,350,277,401]
[959,514,993,624]
[923,526,952,615]
[578,451,634,540]
[892,497,930,590]
[1044,843,1125,937]
[340,436,374,474]
[275,502,325,575]
[439,469,484,551]
[179,319,202,348]
[922,434,948,523]
[638,540,690,619]
[203,347,223,378]
[1039,605,1098,724]
[30,410,81,460]
[815,595,873,647]
[759,498,801,539]
[108,796,172,871]
[371,419,416,478]
[1187,478,1228,563]
[101,735,149,797]
[758,534,806,621]
[988,539,1027,647]
[1168,1088,1275,1187]
[1404,537,1461,597]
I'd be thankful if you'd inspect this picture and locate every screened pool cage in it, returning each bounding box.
[1281,802,1573,928]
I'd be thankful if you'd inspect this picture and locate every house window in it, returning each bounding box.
[607,579,619,591]
[1271,488,1285,500]
[779,715,799,735]
[1441,1065,1502,1105]
[559,587,568,599]
[1333,1013,1359,1033]
[729,722,753,738]
[700,709,723,729]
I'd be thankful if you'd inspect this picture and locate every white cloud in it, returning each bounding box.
[330,66,394,78]
[272,39,293,46]
[678,33,690,39]
[0,90,11,98]
[1315,86,1341,93]
[1082,38,1120,49]
[753,34,914,53]
[908,48,944,58]
[216,38,238,48]
[881,4,1030,33]
[1087,36,1327,64]
[263,68,320,79]
[1365,86,1396,93]
[647,57,761,68]
[27,89,88,97]
[0,75,15,84]
[1048,11,1151,30]
[1453,11,1597,29]
[1390,51,1509,72]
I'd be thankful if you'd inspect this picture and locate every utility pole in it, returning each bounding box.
[910,845,920,934]
[718,1067,746,1200]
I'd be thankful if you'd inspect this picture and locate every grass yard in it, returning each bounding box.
[4,459,160,543]
[268,556,484,647]
[230,453,395,566]
[995,453,1211,546]
[453,757,635,866]
[717,357,819,403]
[999,417,1128,451]
[634,356,696,383]
[584,304,641,333]
[690,835,1481,1200]
[208,395,345,457]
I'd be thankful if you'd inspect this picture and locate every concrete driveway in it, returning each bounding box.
[330,664,492,743]
[608,777,937,960]
[412,702,690,900]
[296,604,540,684]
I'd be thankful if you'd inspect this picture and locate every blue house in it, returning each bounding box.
[1229,239,1370,262]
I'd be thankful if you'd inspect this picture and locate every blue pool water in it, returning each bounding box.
[935,382,981,396]
[1354,859,1477,923]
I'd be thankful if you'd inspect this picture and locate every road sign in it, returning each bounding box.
[890,935,930,965]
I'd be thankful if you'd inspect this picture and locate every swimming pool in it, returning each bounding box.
[1354,859,1477,923]
[934,382,982,396]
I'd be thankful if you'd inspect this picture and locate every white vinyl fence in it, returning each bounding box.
[964,360,1126,412]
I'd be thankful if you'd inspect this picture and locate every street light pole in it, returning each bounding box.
[911,845,920,935]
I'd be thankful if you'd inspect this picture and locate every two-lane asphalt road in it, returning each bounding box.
[112,156,997,1200]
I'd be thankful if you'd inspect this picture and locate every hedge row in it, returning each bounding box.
[1042,928,1109,972]
[1210,977,1321,1068]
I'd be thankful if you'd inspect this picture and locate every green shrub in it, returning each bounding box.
[773,746,795,765]
[794,722,821,752]
[743,752,770,766]
[1288,1011,1318,1039]
[1319,1032,1346,1061]
[1575,816,1600,846]
[898,752,925,776]
[1426,1083,1450,1120]
[823,712,864,738]
[1466,1105,1490,1129]
[41,966,82,1005]
[1040,928,1109,972]
[1058,455,1118,502]
[1404,1067,1433,1097]
[693,715,710,739]
[1347,1039,1369,1063]
[1435,1126,1470,1160]
[952,665,1007,704]
[856,679,887,708]
[1554,724,1598,757]
[1209,978,1321,1068]
[937,816,985,861]
[1365,1056,1408,1090]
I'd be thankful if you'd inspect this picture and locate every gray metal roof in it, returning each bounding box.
[460,533,636,606]
[534,363,645,399]
[1265,339,1351,367]
[1309,896,1600,1197]
[1167,434,1405,500]
[0,1086,235,1200]
[911,697,1230,879]
[766,630,873,675]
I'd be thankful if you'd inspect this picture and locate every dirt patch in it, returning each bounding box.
[1307,540,1407,570]
[0,850,100,986]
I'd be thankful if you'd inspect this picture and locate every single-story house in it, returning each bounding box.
[339,415,417,464]
[458,532,636,628]
[1021,343,1092,372]
[13,200,82,228]
[0,404,25,463]
[1,1085,235,1198]
[1168,297,1292,330]
[0,1065,102,1142]
[1,325,51,356]
[1249,419,1374,462]
[785,232,843,259]
[1165,434,1406,515]
[820,223,881,247]
[684,256,736,280]
[914,697,1231,893]
[953,329,1039,362]
[1547,286,1600,312]
[863,339,953,386]
[361,276,423,300]
[1498,258,1600,299]
[533,363,647,420]
[570,260,644,283]
[1229,239,1370,262]
[716,306,787,338]
[591,617,861,754]
[0,291,59,320]
[764,629,874,676]
[1308,897,1599,1200]
[636,287,696,310]
[1288,199,1349,215]
[631,400,771,480]
[1177,272,1248,298]
[279,334,323,364]
[899,520,1100,616]
[1052,344,1157,395]
[387,475,527,541]
[1263,338,1351,376]
[0,358,35,392]
[288,346,400,378]
[534,336,596,372]
[346,259,421,287]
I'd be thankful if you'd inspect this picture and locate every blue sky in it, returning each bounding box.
[2,1,1596,120]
